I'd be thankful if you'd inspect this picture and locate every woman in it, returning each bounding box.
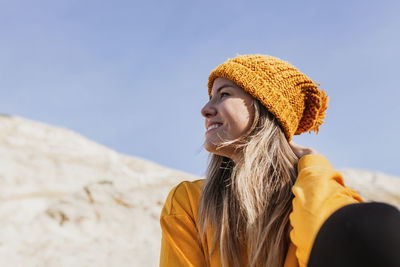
[159,55,400,267]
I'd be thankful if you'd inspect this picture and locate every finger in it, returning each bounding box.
[290,142,304,150]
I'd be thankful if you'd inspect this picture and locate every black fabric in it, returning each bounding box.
[307,202,400,267]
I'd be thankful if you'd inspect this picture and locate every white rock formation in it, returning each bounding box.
[341,169,400,207]
[0,115,197,267]
[0,115,399,267]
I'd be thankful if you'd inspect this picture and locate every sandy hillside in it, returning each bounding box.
[0,115,399,267]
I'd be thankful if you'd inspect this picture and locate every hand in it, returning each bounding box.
[290,142,321,159]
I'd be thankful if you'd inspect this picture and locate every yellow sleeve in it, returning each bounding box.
[160,181,206,267]
[289,155,363,267]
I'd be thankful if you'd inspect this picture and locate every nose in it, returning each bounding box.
[201,100,216,118]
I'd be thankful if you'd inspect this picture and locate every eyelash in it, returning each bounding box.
[209,91,230,101]
[220,92,230,97]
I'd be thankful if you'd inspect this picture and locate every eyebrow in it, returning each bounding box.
[209,84,233,100]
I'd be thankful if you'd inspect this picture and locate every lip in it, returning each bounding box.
[206,121,222,130]
[205,122,222,135]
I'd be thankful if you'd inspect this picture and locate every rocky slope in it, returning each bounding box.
[0,115,399,267]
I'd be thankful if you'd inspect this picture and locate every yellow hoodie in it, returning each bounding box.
[160,155,363,267]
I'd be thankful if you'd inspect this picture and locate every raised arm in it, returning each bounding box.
[289,144,363,267]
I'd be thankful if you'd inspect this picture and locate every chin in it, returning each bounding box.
[204,140,218,154]
[204,141,234,159]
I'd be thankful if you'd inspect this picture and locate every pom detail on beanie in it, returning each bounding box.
[295,86,328,135]
[208,55,328,141]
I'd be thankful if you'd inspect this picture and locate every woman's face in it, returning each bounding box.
[201,77,255,161]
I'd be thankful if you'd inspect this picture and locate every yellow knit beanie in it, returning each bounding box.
[208,55,328,141]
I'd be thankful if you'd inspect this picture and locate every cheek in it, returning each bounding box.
[235,112,253,132]
[225,101,254,134]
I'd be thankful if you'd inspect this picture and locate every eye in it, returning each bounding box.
[220,91,230,98]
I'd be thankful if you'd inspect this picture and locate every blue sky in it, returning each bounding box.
[1,0,400,177]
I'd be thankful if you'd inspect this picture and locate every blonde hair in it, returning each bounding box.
[199,100,299,267]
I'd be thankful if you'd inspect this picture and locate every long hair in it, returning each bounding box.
[199,100,299,267]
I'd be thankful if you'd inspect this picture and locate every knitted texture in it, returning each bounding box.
[208,55,328,141]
